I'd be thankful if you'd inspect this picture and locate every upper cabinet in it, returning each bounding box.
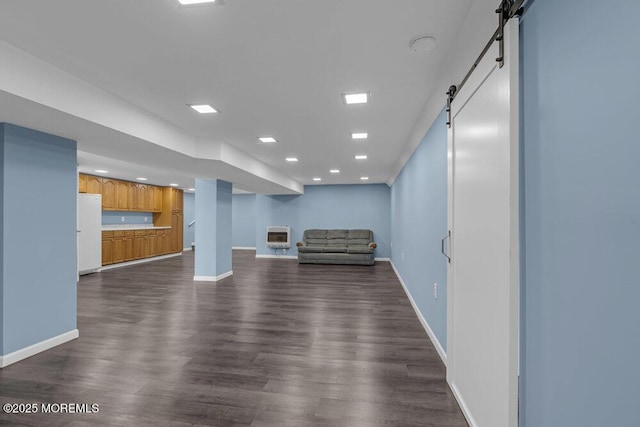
[102,178,117,210]
[79,173,165,213]
[78,174,87,193]
[85,175,103,195]
[116,180,129,210]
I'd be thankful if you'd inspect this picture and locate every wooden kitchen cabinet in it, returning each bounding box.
[133,230,146,259]
[146,230,157,257]
[102,178,117,210]
[79,173,87,193]
[112,231,125,263]
[102,231,114,265]
[152,186,163,212]
[86,175,103,195]
[116,180,129,210]
[136,184,148,211]
[123,231,134,261]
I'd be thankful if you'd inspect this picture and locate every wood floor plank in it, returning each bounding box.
[0,250,467,426]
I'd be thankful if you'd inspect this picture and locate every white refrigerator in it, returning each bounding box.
[78,193,102,275]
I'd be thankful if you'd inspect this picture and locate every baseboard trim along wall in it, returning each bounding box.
[390,261,447,365]
[255,254,298,260]
[375,257,391,262]
[99,253,182,272]
[0,329,79,368]
[449,382,478,427]
[183,247,192,251]
[193,270,233,282]
[233,247,257,250]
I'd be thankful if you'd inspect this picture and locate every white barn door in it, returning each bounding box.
[446,20,519,427]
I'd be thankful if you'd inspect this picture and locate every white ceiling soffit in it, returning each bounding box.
[0,0,478,192]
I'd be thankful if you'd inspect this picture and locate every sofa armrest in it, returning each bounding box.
[296,241,305,247]
[369,242,377,249]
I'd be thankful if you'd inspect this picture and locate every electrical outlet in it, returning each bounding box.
[433,283,438,300]
[121,216,125,222]
[144,217,148,222]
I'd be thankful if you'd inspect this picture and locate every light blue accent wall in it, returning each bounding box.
[390,108,448,350]
[183,192,195,249]
[194,179,232,277]
[215,181,232,272]
[1,123,77,355]
[102,211,153,225]
[255,184,391,257]
[520,0,640,425]
[232,194,256,248]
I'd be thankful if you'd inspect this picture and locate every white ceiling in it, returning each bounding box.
[0,0,476,194]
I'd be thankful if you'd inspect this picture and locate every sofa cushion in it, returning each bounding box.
[327,229,348,239]
[305,238,328,246]
[298,246,325,253]
[348,238,371,246]
[326,238,348,246]
[305,229,327,239]
[348,229,372,240]
[346,245,374,254]
[323,246,348,253]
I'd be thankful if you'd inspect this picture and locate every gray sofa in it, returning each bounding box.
[296,229,377,265]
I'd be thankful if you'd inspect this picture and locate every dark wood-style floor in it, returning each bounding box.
[0,251,467,426]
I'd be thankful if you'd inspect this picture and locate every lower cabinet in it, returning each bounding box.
[102,228,179,266]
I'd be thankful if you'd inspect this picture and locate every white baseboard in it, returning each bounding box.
[390,261,447,365]
[99,253,181,271]
[194,270,233,282]
[255,254,298,260]
[449,382,478,427]
[375,257,391,262]
[0,329,79,368]
[233,247,257,250]
[183,247,192,251]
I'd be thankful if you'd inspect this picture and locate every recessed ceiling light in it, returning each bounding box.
[360,176,369,181]
[330,169,340,174]
[285,157,298,162]
[313,177,322,182]
[189,104,218,114]
[188,188,195,192]
[342,92,369,104]
[355,155,368,160]
[94,169,109,174]
[169,183,179,187]
[136,177,148,181]
[351,132,368,140]
[258,137,277,143]
[179,0,217,5]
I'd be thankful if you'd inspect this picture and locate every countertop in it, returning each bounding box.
[101,224,172,231]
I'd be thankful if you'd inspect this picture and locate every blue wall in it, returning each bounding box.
[102,211,153,225]
[520,0,640,425]
[194,179,232,278]
[390,108,448,350]
[183,192,195,249]
[232,194,257,248]
[1,123,77,355]
[255,184,391,258]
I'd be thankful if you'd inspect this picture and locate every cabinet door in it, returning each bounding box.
[79,174,87,193]
[156,230,165,255]
[116,180,129,210]
[162,230,172,255]
[177,213,184,251]
[124,236,134,261]
[86,175,103,195]
[112,237,125,263]
[102,238,113,265]
[133,234,147,259]
[137,184,147,211]
[153,186,163,212]
[128,182,137,211]
[102,178,117,210]
[147,231,157,257]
